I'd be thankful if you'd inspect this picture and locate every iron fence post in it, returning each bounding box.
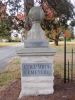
[64,36,66,83]
[71,48,73,81]
[68,60,70,82]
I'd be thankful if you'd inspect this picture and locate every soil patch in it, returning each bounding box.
[0,78,75,100]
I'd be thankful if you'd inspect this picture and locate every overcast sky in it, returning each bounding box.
[34,0,41,6]
[70,0,75,6]
[1,0,75,15]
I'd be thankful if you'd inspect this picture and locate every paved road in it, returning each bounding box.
[0,43,23,72]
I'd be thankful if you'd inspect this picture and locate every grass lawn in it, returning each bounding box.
[0,57,20,88]
[0,43,75,88]
[71,39,75,42]
[0,42,19,48]
[50,41,75,52]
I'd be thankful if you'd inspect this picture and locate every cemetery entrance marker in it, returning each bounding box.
[22,63,52,76]
[17,6,56,98]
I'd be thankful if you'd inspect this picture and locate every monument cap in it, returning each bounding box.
[28,7,44,22]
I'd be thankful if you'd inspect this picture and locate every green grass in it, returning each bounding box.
[0,70,20,87]
[71,39,75,42]
[51,42,75,52]
[0,42,19,47]
[0,43,75,88]
[0,57,20,87]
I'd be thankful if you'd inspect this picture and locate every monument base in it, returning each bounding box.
[19,77,54,98]
[17,6,56,99]
[17,48,56,98]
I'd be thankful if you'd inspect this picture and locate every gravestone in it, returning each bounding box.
[17,6,56,98]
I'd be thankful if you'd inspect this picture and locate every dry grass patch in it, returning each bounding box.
[0,57,20,88]
[0,42,75,89]
[0,42,19,48]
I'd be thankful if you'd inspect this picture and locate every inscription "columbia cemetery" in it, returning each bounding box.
[22,63,52,76]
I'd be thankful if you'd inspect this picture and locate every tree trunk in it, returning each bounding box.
[24,0,34,15]
[54,35,59,46]
[41,0,43,3]
[54,39,58,46]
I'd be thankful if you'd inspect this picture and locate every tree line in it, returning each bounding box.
[0,0,75,44]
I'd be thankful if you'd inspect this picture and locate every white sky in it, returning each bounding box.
[34,0,41,6]
[70,0,75,6]
[1,0,75,15]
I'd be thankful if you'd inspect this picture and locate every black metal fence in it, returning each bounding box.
[54,47,75,83]
[66,48,75,82]
[0,46,75,90]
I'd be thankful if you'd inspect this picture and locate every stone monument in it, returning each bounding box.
[17,6,56,98]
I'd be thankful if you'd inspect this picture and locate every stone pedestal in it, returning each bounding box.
[17,7,56,98]
[18,48,56,98]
